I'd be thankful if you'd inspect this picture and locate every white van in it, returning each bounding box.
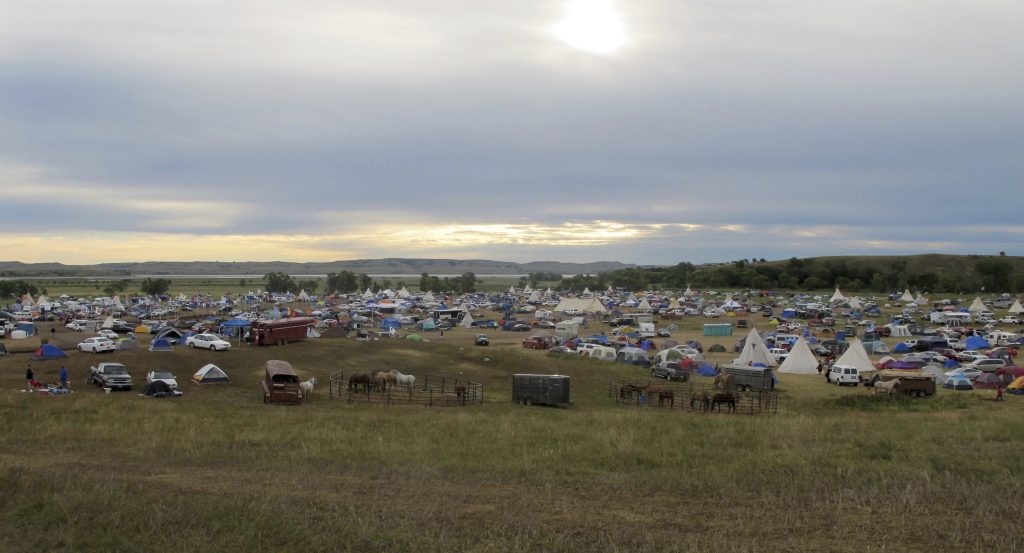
[829,365,860,386]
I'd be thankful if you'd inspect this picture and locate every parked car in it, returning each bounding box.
[651,362,689,381]
[185,333,231,351]
[510,324,532,332]
[957,350,988,363]
[828,365,860,386]
[474,334,490,346]
[965,358,1007,373]
[146,370,179,390]
[768,348,789,363]
[535,320,556,329]
[944,367,983,381]
[98,329,119,340]
[999,316,1021,325]
[77,337,117,354]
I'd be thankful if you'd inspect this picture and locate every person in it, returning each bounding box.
[25,365,34,391]
[59,366,69,390]
[997,384,1004,402]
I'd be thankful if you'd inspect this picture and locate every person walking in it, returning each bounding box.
[25,365,34,391]
[59,366,69,390]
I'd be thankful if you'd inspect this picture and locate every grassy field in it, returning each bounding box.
[2,321,1023,552]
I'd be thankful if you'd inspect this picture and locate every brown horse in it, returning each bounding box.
[711,392,736,413]
[455,383,467,401]
[654,387,675,408]
[714,373,733,390]
[348,373,372,391]
[690,391,710,411]
[374,371,397,391]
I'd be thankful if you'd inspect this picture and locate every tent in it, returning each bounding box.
[887,325,912,337]
[116,338,140,350]
[380,317,401,331]
[734,328,777,367]
[922,365,948,385]
[863,340,889,354]
[405,333,424,341]
[1009,300,1024,315]
[974,372,1010,389]
[833,338,876,374]
[153,327,184,343]
[102,316,115,329]
[192,364,229,383]
[968,297,987,314]
[143,379,180,398]
[149,338,174,351]
[830,288,846,303]
[964,335,990,350]
[419,319,437,331]
[778,337,820,374]
[459,312,475,329]
[1007,376,1024,394]
[900,289,915,302]
[892,342,911,353]
[31,344,68,360]
[637,298,652,311]
[780,308,797,319]
[943,375,973,390]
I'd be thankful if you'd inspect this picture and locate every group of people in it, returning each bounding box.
[25,364,69,392]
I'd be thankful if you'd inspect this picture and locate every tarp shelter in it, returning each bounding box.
[149,338,174,351]
[695,362,717,376]
[833,338,876,375]
[964,335,990,350]
[778,337,820,374]
[31,344,68,360]
[735,328,777,367]
[143,380,179,398]
[192,364,229,383]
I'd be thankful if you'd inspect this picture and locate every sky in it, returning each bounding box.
[1,0,1022,266]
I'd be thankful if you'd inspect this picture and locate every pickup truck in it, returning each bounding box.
[88,362,133,390]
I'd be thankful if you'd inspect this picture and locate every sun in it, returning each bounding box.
[553,0,627,54]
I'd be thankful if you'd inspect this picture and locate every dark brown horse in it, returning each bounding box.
[690,391,710,411]
[348,373,372,391]
[711,392,736,413]
[654,387,675,408]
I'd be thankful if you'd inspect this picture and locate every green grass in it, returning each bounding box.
[2,326,1023,552]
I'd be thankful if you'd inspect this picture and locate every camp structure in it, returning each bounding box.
[968,297,987,314]
[116,338,140,350]
[832,338,875,374]
[734,328,776,367]
[149,338,174,352]
[153,327,185,344]
[31,343,68,361]
[830,288,846,303]
[192,364,229,384]
[900,289,915,302]
[459,312,475,329]
[553,297,608,314]
[636,298,652,311]
[777,337,820,374]
[1009,300,1024,315]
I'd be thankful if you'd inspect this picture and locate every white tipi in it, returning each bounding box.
[459,312,475,329]
[968,297,987,314]
[735,328,777,367]
[778,337,820,374]
[1009,300,1024,315]
[830,288,846,303]
[833,338,876,374]
[900,289,915,302]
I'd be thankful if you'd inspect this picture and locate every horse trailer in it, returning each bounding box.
[719,364,776,392]
[512,374,571,407]
[251,317,317,346]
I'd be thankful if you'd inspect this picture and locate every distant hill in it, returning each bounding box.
[0,258,636,277]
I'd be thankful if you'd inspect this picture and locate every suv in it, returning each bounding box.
[651,363,689,382]
[966,358,1007,373]
[474,334,489,346]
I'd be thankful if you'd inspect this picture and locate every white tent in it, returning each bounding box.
[637,298,652,311]
[362,288,374,299]
[734,328,776,367]
[422,291,435,302]
[459,312,475,329]
[626,292,638,303]
[508,286,516,294]
[915,293,928,306]
[528,291,542,303]
[1010,300,1024,315]
[830,288,846,303]
[297,289,310,302]
[102,315,115,329]
[553,297,608,314]
[523,285,533,294]
[848,297,863,310]
[968,297,987,313]
[833,338,876,374]
[887,324,912,337]
[684,286,695,297]
[582,287,592,297]
[778,337,820,374]
[192,364,229,383]
[900,289,915,302]
[398,287,410,299]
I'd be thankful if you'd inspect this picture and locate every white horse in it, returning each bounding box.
[390,370,416,389]
[299,377,317,398]
[873,378,901,396]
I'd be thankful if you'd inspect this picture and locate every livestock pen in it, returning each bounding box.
[608,379,777,415]
[328,370,484,407]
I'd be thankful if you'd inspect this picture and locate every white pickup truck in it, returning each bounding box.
[88,362,132,390]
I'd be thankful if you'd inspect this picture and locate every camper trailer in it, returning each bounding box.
[985,331,1019,347]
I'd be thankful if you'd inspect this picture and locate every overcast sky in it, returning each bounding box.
[1,0,1021,265]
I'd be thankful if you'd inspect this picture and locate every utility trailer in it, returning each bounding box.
[512,374,571,407]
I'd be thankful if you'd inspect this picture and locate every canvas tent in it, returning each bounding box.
[1010,300,1024,315]
[830,288,846,303]
[968,297,987,314]
[31,344,68,360]
[193,364,229,383]
[900,289,915,302]
[553,297,608,314]
[734,328,776,367]
[637,298,652,311]
[459,312,475,329]
[832,338,876,374]
[777,337,820,374]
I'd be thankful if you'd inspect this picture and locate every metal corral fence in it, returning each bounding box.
[607,379,777,415]
[329,370,483,407]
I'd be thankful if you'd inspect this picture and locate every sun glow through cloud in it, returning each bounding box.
[553,0,626,54]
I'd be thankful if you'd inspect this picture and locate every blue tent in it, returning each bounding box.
[380,317,401,331]
[965,335,990,350]
[695,362,718,377]
[781,308,797,319]
[587,334,610,344]
[640,339,656,350]
[892,342,911,353]
[149,338,174,351]
[16,322,36,336]
[944,359,959,369]
[32,343,67,360]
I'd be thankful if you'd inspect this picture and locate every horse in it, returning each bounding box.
[711,392,736,413]
[653,387,675,408]
[874,378,901,396]
[374,371,397,391]
[690,391,710,411]
[299,377,316,398]
[455,383,467,401]
[390,370,416,389]
[714,373,733,390]
[348,373,372,392]
[619,383,648,402]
